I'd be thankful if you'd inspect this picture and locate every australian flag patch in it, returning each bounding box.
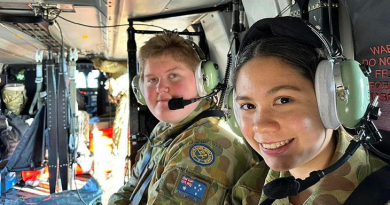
[176,175,207,203]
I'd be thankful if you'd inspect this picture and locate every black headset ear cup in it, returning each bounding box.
[315,60,341,130]
[131,75,146,105]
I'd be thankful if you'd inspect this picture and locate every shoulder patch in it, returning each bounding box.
[176,175,207,203]
[189,144,215,166]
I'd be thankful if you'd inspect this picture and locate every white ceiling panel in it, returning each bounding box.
[0,0,232,63]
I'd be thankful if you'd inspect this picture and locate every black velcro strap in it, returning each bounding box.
[344,165,390,205]
[0,116,7,131]
[192,110,225,123]
[57,72,69,191]
[46,61,58,194]
[0,14,43,23]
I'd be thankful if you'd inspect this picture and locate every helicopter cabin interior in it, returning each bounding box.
[0,0,389,204]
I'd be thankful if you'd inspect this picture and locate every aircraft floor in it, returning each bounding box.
[5,174,93,203]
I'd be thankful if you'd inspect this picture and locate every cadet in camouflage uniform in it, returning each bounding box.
[230,17,389,205]
[108,33,259,204]
[231,129,389,205]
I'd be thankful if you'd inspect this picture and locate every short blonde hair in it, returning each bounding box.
[138,33,200,80]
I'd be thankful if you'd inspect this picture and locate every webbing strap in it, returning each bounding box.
[344,165,390,205]
[139,147,153,181]
[67,55,77,191]
[29,50,43,115]
[68,65,77,135]
[1,168,7,197]
[129,145,154,202]
[0,116,7,131]
[68,51,77,138]
[190,110,225,125]
[131,168,156,205]
[46,60,58,194]
[57,68,69,191]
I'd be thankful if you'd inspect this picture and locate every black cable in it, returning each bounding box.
[55,20,87,205]
[366,143,390,161]
[57,16,166,30]
[66,77,87,205]
[54,20,65,73]
[16,184,27,193]
[73,170,88,205]
[41,15,59,96]
[54,21,78,157]
[138,132,163,148]
[328,33,343,57]
[328,0,334,46]
[217,36,235,109]
[140,129,177,148]
[260,140,361,205]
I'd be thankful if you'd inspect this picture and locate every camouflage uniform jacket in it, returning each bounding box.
[108,99,259,205]
[231,128,389,205]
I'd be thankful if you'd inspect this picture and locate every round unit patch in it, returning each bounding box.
[189,144,215,166]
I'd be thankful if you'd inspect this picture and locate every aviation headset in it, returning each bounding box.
[230,16,370,130]
[131,37,219,105]
[223,87,244,136]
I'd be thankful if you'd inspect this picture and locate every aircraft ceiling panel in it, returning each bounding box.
[0,0,35,3]
[126,0,171,18]
[107,0,210,60]
[0,48,35,64]
[55,6,107,57]
[108,14,205,60]
[0,23,46,64]
[0,0,232,63]
[123,0,231,19]
[133,13,204,47]
[163,0,230,14]
[242,0,291,26]
[42,0,96,6]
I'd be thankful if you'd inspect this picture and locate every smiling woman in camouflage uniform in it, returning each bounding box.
[108,33,259,205]
[231,17,389,205]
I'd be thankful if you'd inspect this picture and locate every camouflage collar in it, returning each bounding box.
[170,99,214,128]
[151,99,215,143]
[260,128,387,205]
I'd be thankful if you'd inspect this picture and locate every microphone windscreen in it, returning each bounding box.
[168,98,184,110]
[263,176,300,199]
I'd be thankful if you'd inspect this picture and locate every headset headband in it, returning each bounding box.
[184,39,206,61]
[239,17,326,54]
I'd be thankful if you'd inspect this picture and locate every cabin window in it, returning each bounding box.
[76,70,100,88]
[76,70,87,88]
[87,70,100,88]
